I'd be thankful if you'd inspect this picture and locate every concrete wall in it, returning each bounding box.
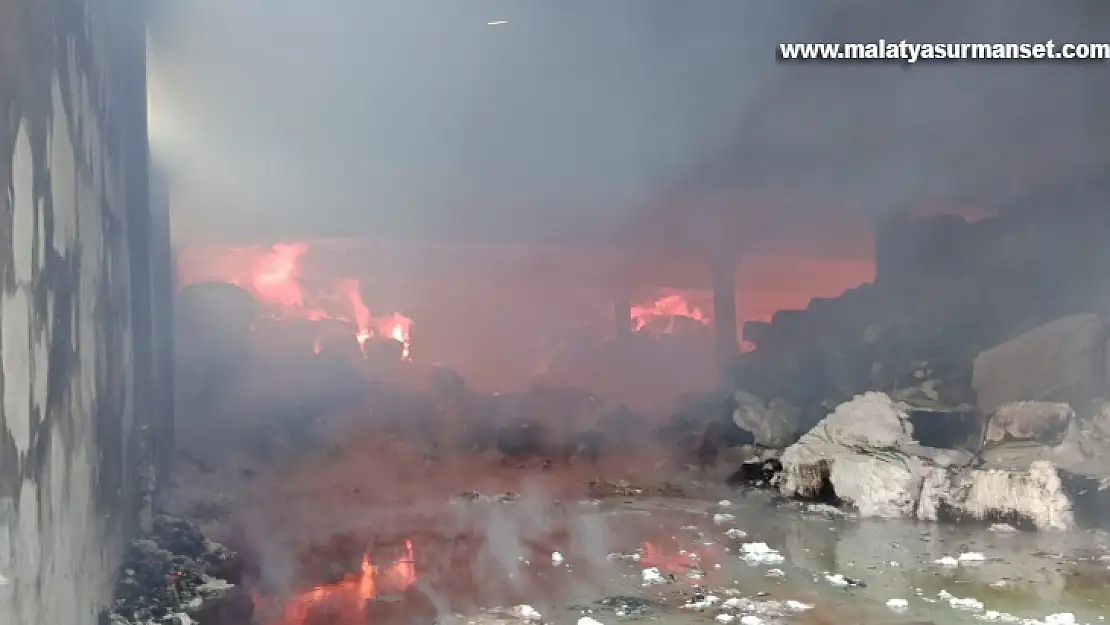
[0,0,166,623]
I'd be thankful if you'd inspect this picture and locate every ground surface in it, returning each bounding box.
[166,422,1110,625]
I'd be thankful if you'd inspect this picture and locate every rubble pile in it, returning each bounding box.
[103,515,250,625]
[692,206,1110,530]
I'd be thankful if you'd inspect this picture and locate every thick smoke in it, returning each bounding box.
[153,0,1110,411]
[146,1,847,246]
[150,0,1110,248]
[676,0,1110,241]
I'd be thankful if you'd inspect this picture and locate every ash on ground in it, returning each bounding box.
[102,514,250,625]
[572,595,656,618]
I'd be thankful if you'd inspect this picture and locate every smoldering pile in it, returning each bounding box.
[102,515,250,625]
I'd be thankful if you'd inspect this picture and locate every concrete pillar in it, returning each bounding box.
[0,1,167,623]
[612,293,632,341]
[711,259,739,386]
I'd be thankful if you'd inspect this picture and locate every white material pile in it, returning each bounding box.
[778,392,1078,530]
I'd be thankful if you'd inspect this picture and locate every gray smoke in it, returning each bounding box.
[149,0,1110,249]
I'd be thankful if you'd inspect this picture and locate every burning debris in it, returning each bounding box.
[178,240,414,364]
[630,289,712,336]
[103,515,249,625]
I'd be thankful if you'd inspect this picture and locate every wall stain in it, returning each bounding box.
[0,0,168,623]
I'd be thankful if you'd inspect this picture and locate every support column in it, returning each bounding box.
[613,293,632,341]
[711,259,738,387]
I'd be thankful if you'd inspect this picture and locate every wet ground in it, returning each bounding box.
[166,392,1110,625]
[171,441,1110,625]
[335,493,1109,625]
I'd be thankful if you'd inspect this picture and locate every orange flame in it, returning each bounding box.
[374,312,414,359]
[252,242,308,308]
[630,289,711,334]
[258,540,417,625]
[245,242,413,360]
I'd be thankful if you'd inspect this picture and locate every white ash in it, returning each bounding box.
[640,567,666,585]
[886,598,909,611]
[934,552,987,568]
[939,590,984,611]
[824,574,849,588]
[785,600,813,611]
[739,542,785,565]
[684,594,721,610]
[713,595,815,623]
[512,604,543,620]
[805,503,848,517]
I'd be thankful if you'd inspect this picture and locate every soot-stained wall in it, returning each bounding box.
[0,0,165,623]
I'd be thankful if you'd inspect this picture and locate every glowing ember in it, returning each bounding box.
[630,289,711,334]
[257,540,417,625]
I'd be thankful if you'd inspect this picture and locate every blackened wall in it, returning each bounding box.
[0,0,167,622]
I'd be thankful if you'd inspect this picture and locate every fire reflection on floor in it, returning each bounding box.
[219,444,720,625]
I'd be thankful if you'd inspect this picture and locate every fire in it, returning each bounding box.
[252,241,308,308]
[630,289,711,334]
[257,540,417,625]
[235,241,413,359]
[374,312,414,359]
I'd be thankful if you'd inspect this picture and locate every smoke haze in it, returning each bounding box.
[149,0,1110,250]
